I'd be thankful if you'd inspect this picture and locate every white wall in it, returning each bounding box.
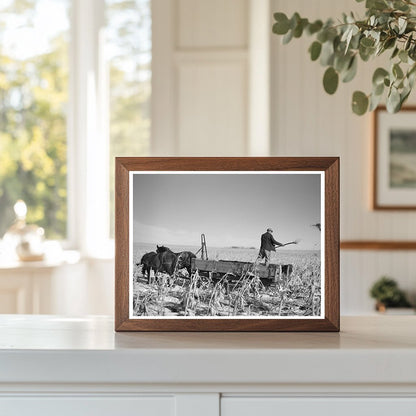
[152,0,254,156]
[271,0,416,313]
[59,0,416,316]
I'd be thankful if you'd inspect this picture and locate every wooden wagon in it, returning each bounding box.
[190,234,294,286]
[191,258,293,286]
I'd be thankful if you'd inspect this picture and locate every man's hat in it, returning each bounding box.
[267,228,273,232]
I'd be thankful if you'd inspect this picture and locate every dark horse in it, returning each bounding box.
[138,251,159,284]
[137,246,196,285]
[156,245,196,276]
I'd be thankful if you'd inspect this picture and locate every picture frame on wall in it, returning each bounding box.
[374,106,416,210]
[115,157,339,332]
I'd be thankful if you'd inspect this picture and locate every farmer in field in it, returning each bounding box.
[257,228,283,266]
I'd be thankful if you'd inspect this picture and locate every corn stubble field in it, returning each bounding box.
[132,244,321,317]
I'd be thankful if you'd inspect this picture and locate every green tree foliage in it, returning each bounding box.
[0,2,68,238]
[272,0,416,115]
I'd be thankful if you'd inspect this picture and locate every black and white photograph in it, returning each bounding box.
[129,172,324,319]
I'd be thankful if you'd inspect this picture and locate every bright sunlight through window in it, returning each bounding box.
[0,0,151,244]
[0,0,70,239]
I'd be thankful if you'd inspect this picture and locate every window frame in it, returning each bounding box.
[67,0,111,257]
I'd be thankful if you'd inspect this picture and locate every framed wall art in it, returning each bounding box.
[374,106,416,210]
[115,157,339,331]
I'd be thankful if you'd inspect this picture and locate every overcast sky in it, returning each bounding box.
[132,173,322,250]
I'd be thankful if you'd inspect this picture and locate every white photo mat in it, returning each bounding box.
[129,171,325,320]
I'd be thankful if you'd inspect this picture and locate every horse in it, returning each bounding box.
[137,251,159,284]
[156,245,196,276]
[155,245,177,276]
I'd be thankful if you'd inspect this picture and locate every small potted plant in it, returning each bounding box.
[370,276,413,313]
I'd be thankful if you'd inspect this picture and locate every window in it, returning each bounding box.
[0,0,70,239]
[0,0,151,251]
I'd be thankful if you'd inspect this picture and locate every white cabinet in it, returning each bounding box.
[3,395,416,416]
[222,398,416,416]
[1,396,175,416]
[0,316,416,416]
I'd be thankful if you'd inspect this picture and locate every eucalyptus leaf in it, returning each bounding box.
[317,29,328,43]
[401,87,411,106]
[349,32,361,49]
[366,0,388,10]
[409,64,416,75]
[398,17,407,34]
[309,41,322,61]
[391,47,399,59]
[347,13,355,24]
[359,44,375,61]
[405,34,413,50]
[293,18,308,38]
[391,21,399,34]
[372,67,389,85]
[408,70,416,88]
[369,30,380,44]
[307,20,323,35]
[341,26,352,43]
[387,87,401,112]
[360,37,375,48]
[399,49,408,63]
[333,35,341,51]
[352,91,369,115]
[409,45,416,60]
[323,67,339,94]
[393,63,404,79]
[383,37,396,50]
[369,92,383,111]
[344,25,359,52]
[273,13,290,35]
[397,80,404,89]
[373,82,385,95]
[393,0,409,11]
[334,51,353,72]
[282,29,293,44]
[320,41,335,66]
[290,13,301,30]
[342,56,358,82]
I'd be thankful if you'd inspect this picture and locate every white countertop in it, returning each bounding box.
[0,315,415,386]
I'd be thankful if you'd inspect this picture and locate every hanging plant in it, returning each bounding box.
[272,0,416,115]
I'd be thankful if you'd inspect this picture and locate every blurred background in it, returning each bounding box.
[0,0,415,316]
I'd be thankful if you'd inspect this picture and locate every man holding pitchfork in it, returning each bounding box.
[257,228,298,266]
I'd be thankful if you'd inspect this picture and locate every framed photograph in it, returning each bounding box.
[115,157,339,332]
[374,106,416,209]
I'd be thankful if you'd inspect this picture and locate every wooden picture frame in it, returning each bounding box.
[373,106,416,210]
[115,157,339,332]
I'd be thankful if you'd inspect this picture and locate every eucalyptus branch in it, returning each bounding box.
[272,0,416,115]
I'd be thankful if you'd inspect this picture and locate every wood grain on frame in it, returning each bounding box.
[115,157,340,332]
[341,240,416,250]
[373,106,416,210]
